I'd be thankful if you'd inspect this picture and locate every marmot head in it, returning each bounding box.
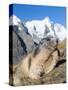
[39,35,58,51]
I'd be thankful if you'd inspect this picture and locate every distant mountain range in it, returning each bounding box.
[9,15,67,43]
[25,17,67,43]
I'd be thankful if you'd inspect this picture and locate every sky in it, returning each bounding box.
[9,4,66,27]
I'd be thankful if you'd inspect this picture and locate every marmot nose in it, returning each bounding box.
[40,72,45,77]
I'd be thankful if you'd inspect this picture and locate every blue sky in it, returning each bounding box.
[9,4,66,27]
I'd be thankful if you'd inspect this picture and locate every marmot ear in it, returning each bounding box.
[28,56,32,70]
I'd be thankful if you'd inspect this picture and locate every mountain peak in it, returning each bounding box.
[9,14,21,26]
[25,16,66,43]
[43,17,50,22]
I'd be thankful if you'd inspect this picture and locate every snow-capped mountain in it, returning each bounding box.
[54,24,67,41]
[9,15,67,43]
[25,17,51,38]
[9,15,35,55]
[25,17,67,43]
[9,14,21,25]
[9,15,23,31]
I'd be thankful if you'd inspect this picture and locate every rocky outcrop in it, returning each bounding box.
[9,25,35,64]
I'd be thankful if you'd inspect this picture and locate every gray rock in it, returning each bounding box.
[9,24,35,64]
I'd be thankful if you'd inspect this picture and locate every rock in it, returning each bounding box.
[9,25,35,64]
